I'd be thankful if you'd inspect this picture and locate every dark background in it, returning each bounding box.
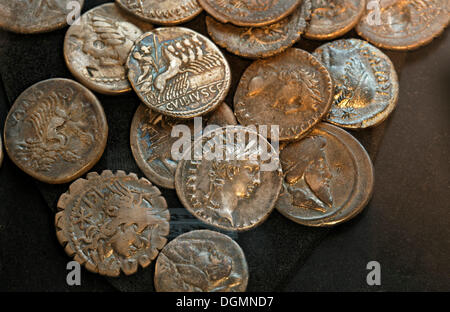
[0,1,449,291]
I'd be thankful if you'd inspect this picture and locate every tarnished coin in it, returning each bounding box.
[234,48,333,141]
[357,0,450,50]
[130,103,237,189]
[198,0,302,27]
[0,136,3,168]
[64,3,153,95]
[0,0,84,34]
[313,39,399,128]
[206,0,312,59]
[4,78,108,184]
[127,27,231,119]
[155,230,248,292]
[304,0,365,40]
[276,123,374,227]
[115,0,203,25]
[55,170,170,276]
[175,125,283,231]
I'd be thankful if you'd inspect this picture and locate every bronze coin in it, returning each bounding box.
[154,230,248,292]
[127,27,231,119]
[234,48,334,141]
[313,38,399,129]
[205,0,312,59]
[206,102,238,127]
[115,0,203,25]
[64,3,153,95]
[0,0,84,34]
[0,136,3,168]
[276,122,374,227]
[356,0,450,50]
[198,0,302,27]
[55,170,170,276]
[175,125,283,231]
[304,0,365,40]
[3,78,108,184]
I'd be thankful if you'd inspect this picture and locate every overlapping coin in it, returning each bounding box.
[313,38,399,128]
[127,27,231,118]
[276,123,374,227]
[55,170,170,276]
[3,78,108,184]
[154,230,248,292]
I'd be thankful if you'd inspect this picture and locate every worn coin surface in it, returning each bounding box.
[276,122,374,227]
[304,0,365,40]
[154,230,248,292]
[115,0,203,25]
[64,3,153,95]
[206,0,312,59]
[0,0,84,34]
[357,0,450,50]
[127,27,231,118]
[175,125,283,231]
[55,170,170,276]
[234,48,333,141]
[206,103,238,127]
[199,0,302,27]
[4,78,108,184]
[313,39,399,128]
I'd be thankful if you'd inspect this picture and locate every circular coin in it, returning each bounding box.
[64,3,153,95]
[304,0,365,40]
[55,170,170,276]
[276,122,374,227]
[127,27,231,118]
[313,38,399,128]
[206,102,238,127]
[234,48,333,141]
[198,0,302,27]
[206,0,312,59]
[0,0,84,34]
[356,0,450,50]
[154,230,248,292]
[115,0,203,25]
[4,78,108,184]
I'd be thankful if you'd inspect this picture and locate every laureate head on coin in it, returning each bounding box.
[115,0,203,25]
[55,170,170,276]
[206,0,312,59]
[127,27,231,118]
[276,123,374,227]
[357,0,450,50]
[314,39,399,129]
[175,126,283,231]
[0,0,84,34]
[155,230,248,292]
[199,0,302,27]
[64,3,153,95]
[234,48,333,141]
[4,78,108,184]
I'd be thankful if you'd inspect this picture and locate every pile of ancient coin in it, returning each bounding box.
[1,1,448,292]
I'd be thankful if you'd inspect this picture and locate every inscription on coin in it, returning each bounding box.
[314,39,399,128]
[155,230,248,292]
[4,78,108,184]
[55,170,170,276]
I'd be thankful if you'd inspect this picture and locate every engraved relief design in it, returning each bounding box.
[215,0,279,15]
[119,0,201,19]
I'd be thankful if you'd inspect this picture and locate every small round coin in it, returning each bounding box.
[127,27,231,119]
[115,0,203,25]
[0,0,85,34]
[304,0,365,40]
[234,48,333,141]
[154,230,248,292]
[356,0,450,50]
[276,122,374,227]
[55,170,170,276]
[313,38,399,129]
[206,0,312,59]
[198,0,302,27]
[4,78,108,184]
[64,3,153,95]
